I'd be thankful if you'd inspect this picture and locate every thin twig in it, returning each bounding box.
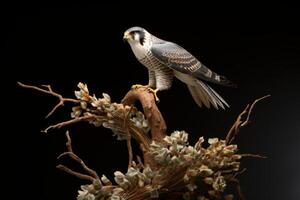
[226,106,248,144]
[241,95,271,127]
[124,106,134,168]
[226,95,271,144]
[233,168,247,178]
[127,135,133,168]
[57,131,99,180]
[42,115,93,133]
[240,154,267,159]
[65,130,73,152]
[56,164,95,182]
[18,82,79,118]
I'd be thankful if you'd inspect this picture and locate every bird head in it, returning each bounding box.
[123,27,148,46]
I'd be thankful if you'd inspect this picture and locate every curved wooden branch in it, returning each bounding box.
[122,88,167,142]
[42,115,94,133]
[57,131,99,182]
[226,95,271,144]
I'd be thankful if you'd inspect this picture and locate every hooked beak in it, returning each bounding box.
[123,32,131,41]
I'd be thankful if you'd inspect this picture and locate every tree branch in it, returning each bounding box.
[240,153,267,159]
[18,82,79,118]
[240,95,271,127]
[122,87,167,142]
[20,81,267,199]
[42,115,94,133]
[57,131,99,182]
[226,95,271,144]
[56,164,95,182]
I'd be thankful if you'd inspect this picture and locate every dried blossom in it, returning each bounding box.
[70,83,150,140]
[77,185,96,200]
[147,131,242,199]
[18,82,266,200]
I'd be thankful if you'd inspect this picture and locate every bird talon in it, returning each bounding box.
[131,84,150,89]
[131,84,159,102]
[147,88,160,102]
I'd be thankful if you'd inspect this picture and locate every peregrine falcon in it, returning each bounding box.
[123,26,234,109]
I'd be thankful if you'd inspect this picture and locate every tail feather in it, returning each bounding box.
[188,85,203,107]
[197,80,224,109]
[187,80,229,110]
[188,85,210,108]
[206,84,229,108]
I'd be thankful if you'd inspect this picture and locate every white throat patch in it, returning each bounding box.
[128,31,152,60]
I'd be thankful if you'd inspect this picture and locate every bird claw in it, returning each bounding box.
[147,88,160,102]
[131,84,160,102]
[131,84,149,89]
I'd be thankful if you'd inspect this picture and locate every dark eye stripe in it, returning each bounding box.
[131,30,142,34]
[129,30,145,45]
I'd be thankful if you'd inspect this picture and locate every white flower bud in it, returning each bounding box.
[101,175,111,185]
[102,93,111,102]
[208,138,219,145]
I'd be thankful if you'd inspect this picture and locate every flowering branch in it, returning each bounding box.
[19,82,151,146]
[19,81,269,200]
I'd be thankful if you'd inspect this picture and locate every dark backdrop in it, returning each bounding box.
[7,2,300,200]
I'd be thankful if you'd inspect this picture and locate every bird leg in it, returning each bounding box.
[131,84,160,102]
[147,88,159,102]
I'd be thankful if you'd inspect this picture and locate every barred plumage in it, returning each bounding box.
[124,27,233,109]
[139,52,174,90]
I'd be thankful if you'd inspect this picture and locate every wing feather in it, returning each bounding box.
[151,42,233,86]
[150,41,231,109]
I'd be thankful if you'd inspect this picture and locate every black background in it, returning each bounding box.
[7,2,300,200]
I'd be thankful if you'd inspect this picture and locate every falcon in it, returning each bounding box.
[123,26,234,109]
